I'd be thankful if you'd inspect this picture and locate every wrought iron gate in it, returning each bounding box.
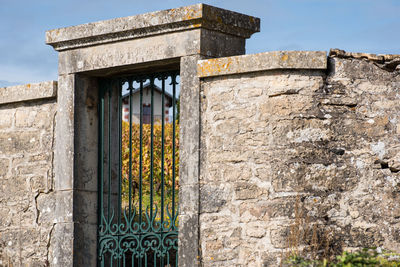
[98,71,179,267]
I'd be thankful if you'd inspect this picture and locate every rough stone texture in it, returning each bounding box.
[330,48,400,71]
[2,6,400,266]
[0,81,57,105]
[8,3,397,266]
[178,55,204,267]
[46,4,259,51]
[0,83,57,266]
[47,4,252,266]
[72,75,100,267]
[50,73,100,267]
[57,28,246,75]
[199,54,400,266]
[198,51,327,78]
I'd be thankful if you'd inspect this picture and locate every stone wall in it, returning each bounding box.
[44,4,260,266]
[198,50,400,266]
[1,5,399,267]
[0,81,57,267]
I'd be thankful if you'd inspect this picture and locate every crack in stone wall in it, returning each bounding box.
[45,223,56,266]
[0,97,57,267]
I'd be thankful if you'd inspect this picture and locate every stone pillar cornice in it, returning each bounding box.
[46,3,260,52]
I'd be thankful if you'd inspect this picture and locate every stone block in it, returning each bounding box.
[212,106,257,122]
[54,74,74,191]
[57,30,201,74]
[36,192,57,224]
[270,226,291,249]
[74,75,99,192]
[37,191,73,225]
[198,51,327,78]
[245,221,266,238]
[15,104,55,129]
[29,152,52,163]
[0,131,41,155]
[234,182,264,200]
[0,81,57,105]
[46,4,259,51]
[73,223,97,267]
[200,183,229,213]
[40,131,54,151]
[179,184,200,215]
[0,206,11,228]
[23,209,40,229]
[178,214,200,267]
[259,94,314,118]
[342,226,384,248]
[0,229,20,263]
[200,214,233,231]
[18,227,46,259]
[73,190,97,224]
[0,109,13,129]
[238,201,269,222]
[15,164,49,176]
[0,158,9,177]
[208,150,251,163]
[49,222,73,267]
[2,176,28,199]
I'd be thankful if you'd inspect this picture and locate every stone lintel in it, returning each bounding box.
[57,29,246,75]
[0,81,57,105]
[46,4,260,51]
[197,51,328,78]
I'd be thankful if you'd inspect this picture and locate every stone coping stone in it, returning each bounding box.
[0,81,57,105]
[197,51,327,78]
[46,4,260,51]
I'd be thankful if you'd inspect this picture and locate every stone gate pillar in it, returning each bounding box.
[46,4,259,266]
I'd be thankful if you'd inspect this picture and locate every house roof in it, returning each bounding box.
[121,82,175,101]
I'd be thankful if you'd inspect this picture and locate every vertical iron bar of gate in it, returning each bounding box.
[128,81,133,220]
[117,80,122,267]
[107,88,112,224]
[160,75,166,267]
[98,84,105,266]
[139,79,144,267]
[172,73,178,267]
[172,74,177,224]
[150,76,155,266]
[150,77,155,220]
[98,72,179,266]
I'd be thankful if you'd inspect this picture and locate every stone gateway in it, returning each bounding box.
[0,4,399,267]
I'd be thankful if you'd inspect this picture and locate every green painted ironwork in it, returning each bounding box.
[98,71,179,267]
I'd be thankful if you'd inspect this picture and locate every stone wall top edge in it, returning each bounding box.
[329,48,400,71]
[329,48,400,61]
[46,4,260,51]
[0,80,57,105]
[197,50,327,78]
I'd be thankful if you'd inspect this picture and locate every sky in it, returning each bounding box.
[0,0,399,87]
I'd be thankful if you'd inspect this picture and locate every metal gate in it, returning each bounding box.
[98,71,179,267]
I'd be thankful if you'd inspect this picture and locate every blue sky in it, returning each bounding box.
[1,0,399,87]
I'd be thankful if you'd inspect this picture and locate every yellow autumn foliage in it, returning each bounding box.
[121,121,179,216]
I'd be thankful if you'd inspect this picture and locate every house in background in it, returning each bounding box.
[122,83,175,124]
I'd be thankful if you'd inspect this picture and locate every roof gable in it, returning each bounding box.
[121,83,175,101]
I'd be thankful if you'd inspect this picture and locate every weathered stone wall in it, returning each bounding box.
[198,51,400,266]
[0,81,57,267]
[45,4,260,266]
[2,5,399,267]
